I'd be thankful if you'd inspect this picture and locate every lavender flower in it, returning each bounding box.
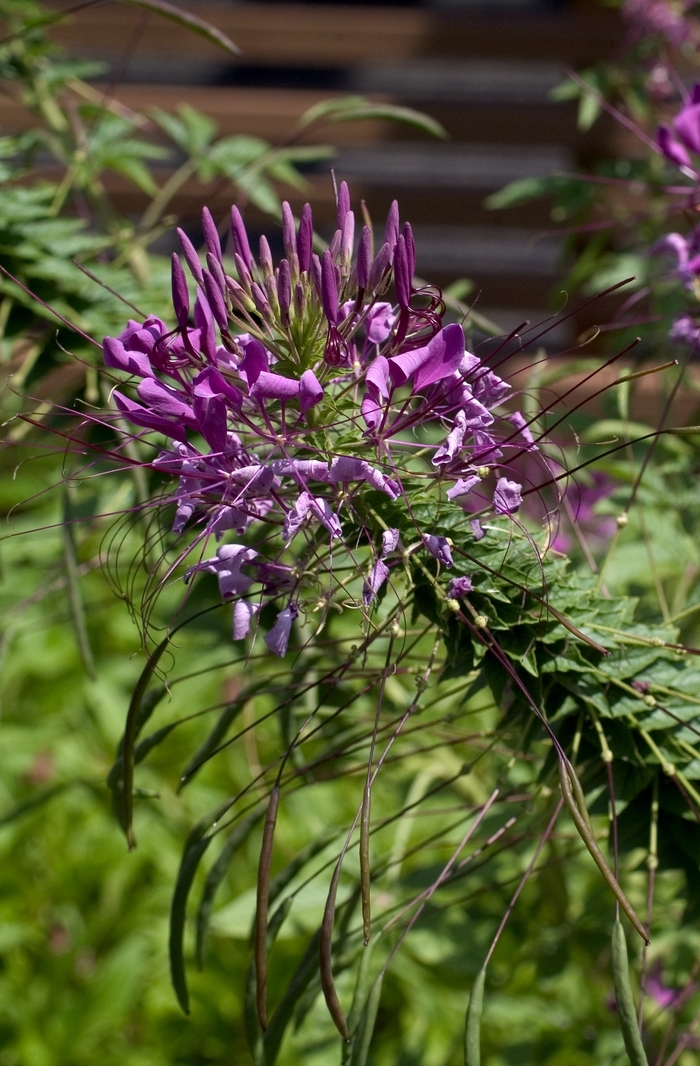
[264,603,299,657]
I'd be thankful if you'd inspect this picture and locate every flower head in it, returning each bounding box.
[99,186,544,654]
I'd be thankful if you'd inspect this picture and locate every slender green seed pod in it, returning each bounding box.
[465,968,486,1066]
[611,919,649,1066]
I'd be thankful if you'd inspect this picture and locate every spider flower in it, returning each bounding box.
[101,185,546,655]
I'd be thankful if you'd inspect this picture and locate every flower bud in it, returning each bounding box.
[393,236,411,310]
[368,242,391,291]
[337,179,350,230]
[230,205,252,272]
[171,253,190,332]
[202,269,227,329]
[321,249,339,326]
[176,228,203,285]
[278,258,292,324]
[357,226,372,290]
[294,280,306,319]
[234,252,252,291]
[341,210,355,271]
[259,235,274,280]
[202,206,222,263]
[281,201,296,261]
[297,203,313,273]
[384,200,399,254]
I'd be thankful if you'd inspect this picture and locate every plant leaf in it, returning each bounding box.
[195,810,264,968]
[121,0,240,55]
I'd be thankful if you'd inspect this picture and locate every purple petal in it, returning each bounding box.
[446,475,481,500]
[113,390,188,441]
[202,206,222,262]
[363,559,389,605]
[137,378,197,424]
[470,518,485,540]
[264,603,299,657]
[299,369,324,413]
[233,599,258,640]
[249,371,301,401]
[193,388,227,452]
[493,477,523,515]
[365,355,391,400]
[508,411,538,451]
[297,203,313,274]
[657,125,692,168]
[237,338,270,385]
[361,394,383,432]
[389,324,464,392]
[381,528,400,556]
[423,534,453,568]
[433,409,467,466]
[259,235,273,278]
[448,576,472,598]
[103,336,154,379]
[365,303,396,345]
[228,465,275,496]
[177,228,204,284]
[674,101,700,154]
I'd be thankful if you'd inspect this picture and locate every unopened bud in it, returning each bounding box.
[258,235,274,280]
[477,466,490,478]
[474,614,489,628]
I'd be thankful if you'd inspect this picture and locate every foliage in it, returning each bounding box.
[3,1,700,1065]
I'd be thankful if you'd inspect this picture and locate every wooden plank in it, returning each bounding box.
[0,85,396,143]
[44,2,620,66]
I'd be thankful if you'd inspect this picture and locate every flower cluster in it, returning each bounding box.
[102,186,541,654]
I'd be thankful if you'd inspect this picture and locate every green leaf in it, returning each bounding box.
[300,96,446,139]
[348,973,384,1066]
[485,175,564,211]
[169,835,212,1014]
[262,928,323,1066]
[195,810,263,968]
[0,784,69,828]
[121,0,240,55]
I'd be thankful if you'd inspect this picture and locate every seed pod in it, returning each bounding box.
[465,968,485,1066]
[611,919,649,1066]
